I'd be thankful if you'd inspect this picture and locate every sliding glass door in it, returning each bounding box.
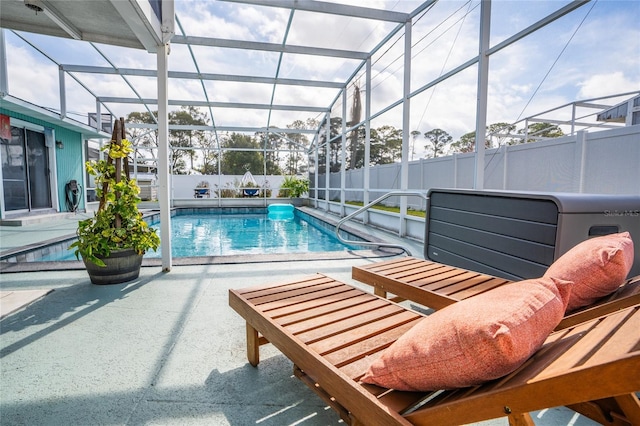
[1,126,52,212]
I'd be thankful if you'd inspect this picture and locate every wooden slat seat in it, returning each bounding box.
[229,273,640,426]
[353,257,640,331]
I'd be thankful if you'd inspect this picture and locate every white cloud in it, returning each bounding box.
[6,44,60,110]
[578,72,640,99]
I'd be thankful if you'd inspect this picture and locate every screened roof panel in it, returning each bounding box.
[163,44,200,73]
[182,44,281,77]
[263,110,322,130]
[203,80,274,104]
[175,2,290,42]
[286,10,396,52]
[211,108,271,129]
[489,0,574,46]
[88,42,159,70]
[271,84,338,109]
[1,0,637,145]
[276,52,361,82]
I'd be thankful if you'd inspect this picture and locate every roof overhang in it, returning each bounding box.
[0,0,174,52]
[0,94,110,139]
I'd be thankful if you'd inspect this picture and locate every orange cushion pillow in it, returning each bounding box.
[544,232,634,312]
[361,277,571,392]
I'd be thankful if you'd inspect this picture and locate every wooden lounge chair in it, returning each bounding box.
[229,273,640,426]
[352,256,640,330]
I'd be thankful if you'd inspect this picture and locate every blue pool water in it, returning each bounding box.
[148,212,360,257]
[33,210,363,262]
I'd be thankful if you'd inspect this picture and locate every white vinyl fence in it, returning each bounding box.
[312,126,640,210]
[170,175,287,199]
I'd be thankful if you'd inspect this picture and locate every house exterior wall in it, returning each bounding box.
[53,127,84,212]
[0,108,85,215]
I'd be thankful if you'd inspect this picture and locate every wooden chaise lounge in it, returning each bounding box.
[353,256,640,330]
[229,273,640,426]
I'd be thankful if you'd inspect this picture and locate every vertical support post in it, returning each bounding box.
[502,144,508,190]
[399,20,412,236]
[95,100,102,132]
[453,154,458,188]
[59,67,66,120]
[576,130,587,193]
[340,89,347,216]
[364,58,372,224]
[0,30,8,95]
[0,30,8,217]
[474,0,491,190]
[114,118,123,229]
[157,43,172,272]
[325,113,331,209]
[313,133,319,207]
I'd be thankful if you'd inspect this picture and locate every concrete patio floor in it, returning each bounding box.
[0,214,601,425]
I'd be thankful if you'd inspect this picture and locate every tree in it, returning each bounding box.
[316,117,343,174]
[424,128,452,158]
[370,125,402,165]
[220,133,264,175]
[284,119,313,175]
[410,130,421,160]
[195,134,219,175]
[450,131,476,153]
[169,106,208,174]
[518,122,564,143]
[450,122,516,153]
[126,111,158,174]
[348,83,362,170]
[487,122,516,147]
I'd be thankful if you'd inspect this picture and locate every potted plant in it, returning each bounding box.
[70,118,160,285]
[278,176,309,206]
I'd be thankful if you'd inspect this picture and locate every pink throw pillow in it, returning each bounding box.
[544,232,634,312]
[361,277,571,392]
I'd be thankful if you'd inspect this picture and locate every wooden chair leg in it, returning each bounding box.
[508,413,535,426]
[246,323,259,367]
[373,286,387,299]
[614,393,640,425]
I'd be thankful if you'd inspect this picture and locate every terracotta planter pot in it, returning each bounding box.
[83,248,143,285]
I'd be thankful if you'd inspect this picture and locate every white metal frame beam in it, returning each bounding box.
[127,123,317,134]
[223,0,409,23]
[172,35,368,59]
[110,0,164,52]
[97,97,327,113]
[60,64,344,88]
[40,0,82,39]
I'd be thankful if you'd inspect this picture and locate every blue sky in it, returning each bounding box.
[3,0,639,149]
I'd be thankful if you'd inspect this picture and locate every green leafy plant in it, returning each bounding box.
[278,176,309,198]
[70,121,160,267]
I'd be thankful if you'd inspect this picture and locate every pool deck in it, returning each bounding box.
[0,210,600,425]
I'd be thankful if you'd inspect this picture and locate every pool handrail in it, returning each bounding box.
[334,190,428,256]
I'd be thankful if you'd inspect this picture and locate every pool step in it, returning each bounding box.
[0,212,77,227]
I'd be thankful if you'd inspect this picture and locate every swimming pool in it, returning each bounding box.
[149,210,363,258]
[10,208,367,263]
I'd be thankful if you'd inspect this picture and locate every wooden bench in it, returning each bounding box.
[229,273,640,426]
[353,257,640,330]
